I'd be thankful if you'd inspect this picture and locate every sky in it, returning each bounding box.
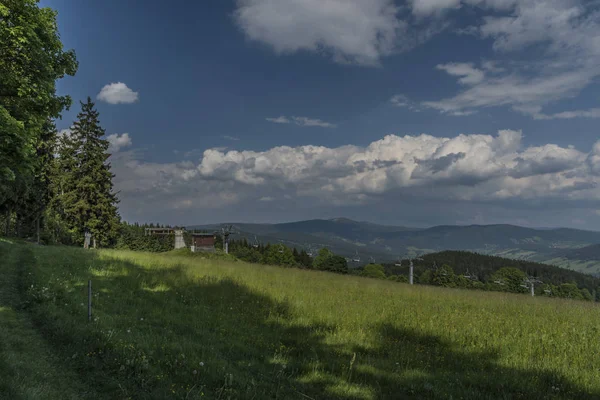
[41,0,600,229]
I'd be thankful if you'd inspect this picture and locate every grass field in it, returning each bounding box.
[1,242,600,399]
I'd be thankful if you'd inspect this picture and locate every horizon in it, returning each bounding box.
[125,216,600,233]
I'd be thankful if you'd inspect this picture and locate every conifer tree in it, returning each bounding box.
[59,97,120,247]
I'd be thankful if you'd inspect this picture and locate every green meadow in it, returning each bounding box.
[1,241,599,399]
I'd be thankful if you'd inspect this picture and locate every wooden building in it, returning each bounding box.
[191,233,216,253]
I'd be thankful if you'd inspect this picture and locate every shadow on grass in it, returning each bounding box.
[15,246,600,400]
[0,309,25,400]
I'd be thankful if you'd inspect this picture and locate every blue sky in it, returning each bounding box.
[42,0,600,229]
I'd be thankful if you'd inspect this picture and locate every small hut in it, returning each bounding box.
[190,233,216,253]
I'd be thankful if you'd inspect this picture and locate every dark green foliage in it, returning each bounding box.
[115,222,175,252]
[580,288,594,302]
[418,269,432,284]
[432,264,457,288]
[225,238,351,273]
[383,250,600,299]
[387,274,409,283]
[0,0,77,221]
[312,248,348,274]
[52,98,119,247]
[263,244,297,267]
[360,263,386,279]
[491,267,528,293]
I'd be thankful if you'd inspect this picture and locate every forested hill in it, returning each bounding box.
[383,250,600,293]
[555,244,600,261]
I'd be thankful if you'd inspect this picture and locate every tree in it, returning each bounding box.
[327,255,348,274]
[432,264,456,288]
[297,249,313,268]
[580,288,594,302]
[13,120,57,242]
[313,248,333,270]
[491,267,528,293]
[311,248,348,274]
[418,270,432,285]
[263,244,296,267]
[360,263,386,279]
[0,0,77,215]
[58,98,119,247]
[555,283,585,300]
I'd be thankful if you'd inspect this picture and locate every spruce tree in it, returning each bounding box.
[61,97,120,247]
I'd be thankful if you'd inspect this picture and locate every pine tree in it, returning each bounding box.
[60,97,120,247]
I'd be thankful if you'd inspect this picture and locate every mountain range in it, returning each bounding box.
[187,218,600,276]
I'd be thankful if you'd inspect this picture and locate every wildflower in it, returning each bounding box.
[193,370,198,375]
[199,362,204,367]
[127,329,131,333]
[140,317,144,321]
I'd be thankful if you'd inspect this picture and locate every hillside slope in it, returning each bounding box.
[2,241,600,399]
[554,244,600,261]
[189,219,600,275]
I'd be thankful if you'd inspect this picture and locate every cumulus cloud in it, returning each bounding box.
[97,82,139,104]
[107,133,132,153]
[111,131,600,224]
[266,116,336,128]
[420,0,600,118]
[233,0,406,66]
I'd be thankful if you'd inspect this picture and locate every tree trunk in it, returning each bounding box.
[93,238,97,249]
[36,217,40,244]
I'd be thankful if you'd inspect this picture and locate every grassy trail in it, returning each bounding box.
[1,242,600,399]
[0,243,103,399]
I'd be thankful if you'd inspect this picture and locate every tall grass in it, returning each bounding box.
[3,243,600,399]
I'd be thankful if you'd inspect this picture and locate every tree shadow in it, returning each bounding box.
[19,248,600,400]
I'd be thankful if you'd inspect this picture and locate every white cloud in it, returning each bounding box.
[233,0,405,66]
[390,94,421,111]
[111,131,600,222]
[436,63,485,85]
[97,82,139,104]
[266,116,337,128]
[410,0,463,16]
[534,108,600,120]
[223,135,240,141]
[107,133,132,153]
[265,116,290,124]
[419,0,600,118]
